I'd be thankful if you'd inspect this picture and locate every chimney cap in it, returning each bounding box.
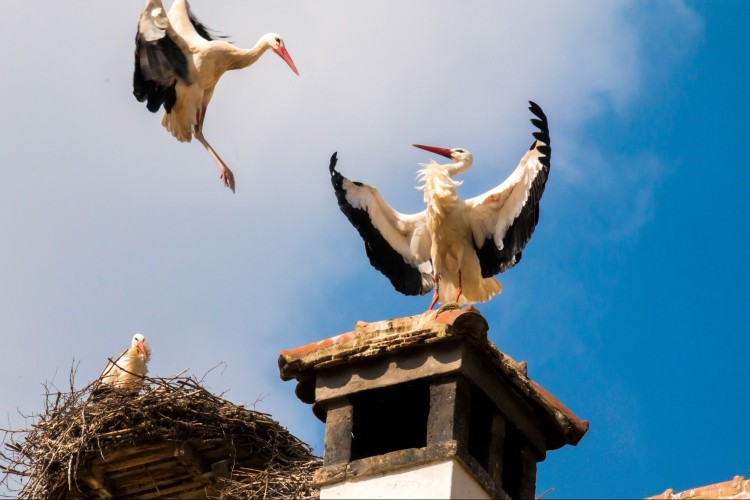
[278,305,589,449]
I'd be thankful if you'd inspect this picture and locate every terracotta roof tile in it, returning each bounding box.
[649,475,750,499]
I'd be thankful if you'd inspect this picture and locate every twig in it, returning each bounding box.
[538,487,554,499]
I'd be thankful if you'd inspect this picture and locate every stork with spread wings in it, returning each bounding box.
[330,101,551,309]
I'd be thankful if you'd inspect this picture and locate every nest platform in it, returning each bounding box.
[1,373,319,499]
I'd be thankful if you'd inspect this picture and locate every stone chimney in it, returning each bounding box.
[278,305,589,499]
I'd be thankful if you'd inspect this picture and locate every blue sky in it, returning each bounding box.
[1,1,748,498]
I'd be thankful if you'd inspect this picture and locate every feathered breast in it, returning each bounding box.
[416,161,462,217]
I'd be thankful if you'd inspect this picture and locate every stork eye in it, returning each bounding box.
[275,37,281,43]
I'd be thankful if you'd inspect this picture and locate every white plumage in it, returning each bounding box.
[133,0,299,192]
[330,101,551,309]
[99,333,152,391]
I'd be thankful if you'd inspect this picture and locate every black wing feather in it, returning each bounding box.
[133,27,189,114]
[329,153,429,296]
[188,7,229,42]
[476,101,551,277]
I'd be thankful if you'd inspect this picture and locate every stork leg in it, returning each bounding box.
[428,274,440,311]
[193,109,236,193]
[454,270,463,303]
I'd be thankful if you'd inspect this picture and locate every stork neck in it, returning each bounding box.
[417,162,462,216]
[447,159,471,176]
[227,41,271,71]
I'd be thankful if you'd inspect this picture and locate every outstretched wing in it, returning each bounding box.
[466,101,551,277]
[133,0,190,113]
[329,153,433,296]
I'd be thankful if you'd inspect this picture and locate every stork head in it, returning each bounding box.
[413,144,473,176]
[131,333,150,360]
[262,33,299,76]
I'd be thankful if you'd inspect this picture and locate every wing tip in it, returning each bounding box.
[528,100,551,154]
[528,102,549,133]
[330,151,346,191]
[528,100,547,122]
[329,151,339,174]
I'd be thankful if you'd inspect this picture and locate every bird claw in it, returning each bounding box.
[221,169,235,193]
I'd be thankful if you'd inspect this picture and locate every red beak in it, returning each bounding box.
[136,341,146,357]
[413,144,453,159]
[273,46,299,76]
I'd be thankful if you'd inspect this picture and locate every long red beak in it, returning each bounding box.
[413,144,453,159]
[273,46,299,76]
[136,341,146,357]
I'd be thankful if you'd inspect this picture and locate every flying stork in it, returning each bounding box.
[98,333,152,391]
[330,101,551,309]
[133,0,299,192]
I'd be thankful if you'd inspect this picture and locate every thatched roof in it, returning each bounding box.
[0,370,319,499]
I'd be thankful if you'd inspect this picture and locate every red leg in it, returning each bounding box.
[428,274,440,310]
[193,108,235,192]
[454,270,462,303]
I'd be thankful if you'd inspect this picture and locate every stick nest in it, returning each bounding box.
[1,368,320,499]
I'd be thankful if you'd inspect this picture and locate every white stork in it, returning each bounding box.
[330,101,551,309]
[133,0,299,192]
[98,333,152,391]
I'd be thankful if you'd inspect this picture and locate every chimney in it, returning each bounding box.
[278,305,589,499]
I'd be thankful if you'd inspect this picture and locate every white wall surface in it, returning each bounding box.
[320,459,491,499]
